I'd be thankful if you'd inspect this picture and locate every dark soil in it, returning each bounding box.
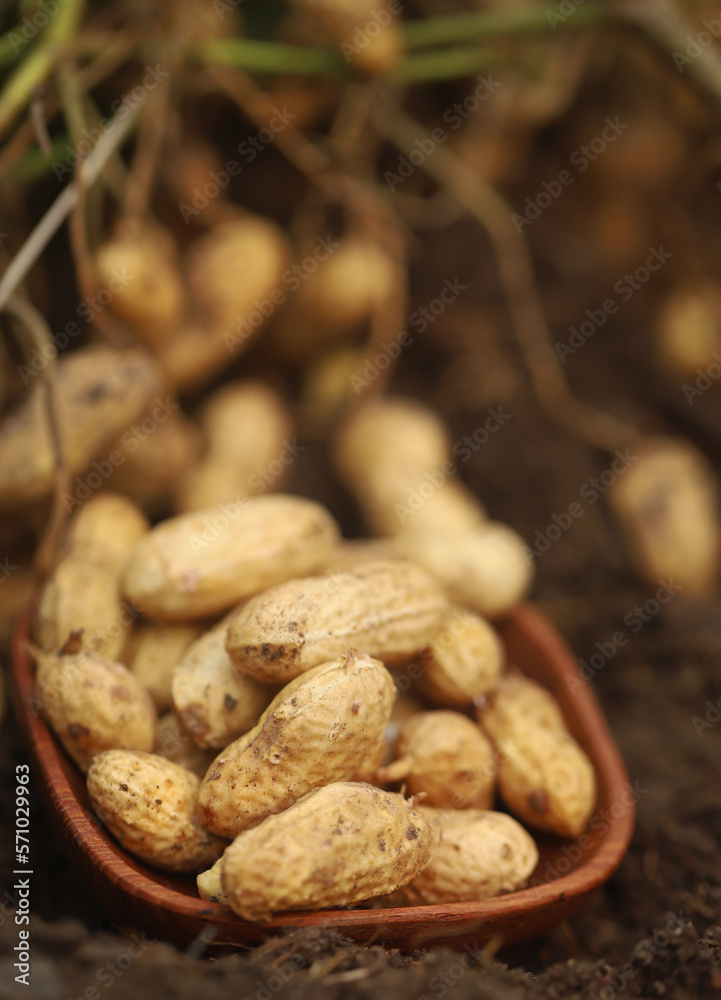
[2,27,721,1000]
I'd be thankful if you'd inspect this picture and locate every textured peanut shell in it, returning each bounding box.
[35,650,156,773]
[480,674,568,741]
[293,0,403,74]
[171,617,273,749]
[154,713,216,778]
[122,494,340,620]
[378,710,496,809]
[197,651,396,838]
[334,398,485,537]
[95,223,184,345]
[87,750,226,872]
[109,412,202,512]
[178,382,292,512]
[35,494,148,659]
[226,559,448,684]
[221,782,439,921]
[397,523,533,619]
[197,857,228,905]
[492,727,596,838]
[607,437,721,595]
[157,217,290,391]
[0,347,162,505]
[417,606,504,706]
[127,622,202,711]
[399,808,539,904]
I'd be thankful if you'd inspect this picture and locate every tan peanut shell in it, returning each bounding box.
[197,857,228,905]
[270,236,396,364]
[171,616,273,749]
[398,807,539,904]
[480,674,567,740]
[397,522,533,618]
[154,713,216,778]
[334,398,485,538]
[0,347,162,505]
[657,283,721,378]
[157,216,290,390]
[87,750,226,872]
[221,782,439,921]
[95,222,184,346]
[178,382,293,512]
[197,650,396,838]
[109,411,202,512]
[225,559,449,684]
[607,437,721,595]
[35,493,148,659]
[127,622,202,712]
[479,677,595,837]
[377,710,497,809]
[122,494,340,620]
[417,606,504,706]
[293,0,404,75]
[35,647,156,773]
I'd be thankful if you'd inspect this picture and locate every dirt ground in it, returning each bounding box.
[2,22,721,1000]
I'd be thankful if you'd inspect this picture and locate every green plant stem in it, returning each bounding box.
[0,0,86,137]
[402,3,610,49]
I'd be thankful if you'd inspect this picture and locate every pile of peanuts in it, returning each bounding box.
[33,396,596,922]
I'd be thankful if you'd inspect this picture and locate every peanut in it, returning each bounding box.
[292,0,403,75]
[35,641,156,773]
[334,398,485,537]
[36,494,149,660]
[398,807,538,904]
[127,621,202,712]
[171,615,273,749]
[197,857,228,905]
[0,347,162,506]
[417,606,504,706]
[95,222,184,346]
[479,676,595,837]
[122,494,340,620]
[178,382,293,512]
[197,650,396,837]
[87,750,226,872]
[607,436,721,595]
[225,559,449,684]
[154,713,216,778]
[397,522,533,618]
[377,710,496,809]
[221,782,439,921]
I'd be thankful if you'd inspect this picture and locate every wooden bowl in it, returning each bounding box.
[10,604,633,952]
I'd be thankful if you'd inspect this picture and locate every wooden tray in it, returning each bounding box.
[10,603,634,952]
